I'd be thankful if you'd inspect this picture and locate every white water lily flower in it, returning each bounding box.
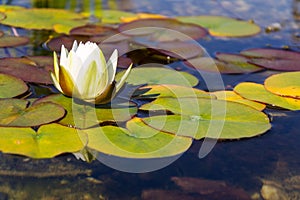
[50,40,132,104]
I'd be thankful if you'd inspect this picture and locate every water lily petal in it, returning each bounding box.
[59,65,77,97]
[50,72,63,94]
[66,50,83,80]
[60,44,68,68]
[107,49,118,84]
[53,51,60,80]
[116,64,133,92]
[93,82,116,104]
[71,40,78,51]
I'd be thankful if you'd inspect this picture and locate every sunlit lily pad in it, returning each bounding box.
[115,67,198,87]
[177,15,260,37]
[82,9,137,24]
[34,94,137,129]
[118,18,207,40]
[240,48,300,71]
[0,123,85,158]
[140,97,271,139]
[185,54,263,74]
[137,84,212,99]
[120,13,167,23]
[86,122,192,158]
[0,56,53,84]
[211,90,266,111]
[0,8,88,33]
[0,99,65,127]
[0,36,29,48]
[0,5,25,12]
[234,82,300,110]
[0,73,28,98]
[264,72,300,98]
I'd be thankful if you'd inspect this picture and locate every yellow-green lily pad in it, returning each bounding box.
[86,122,192,158]
[34,94,137,129]
[0,8,88,33]
[234,82,300,110]
[264,72,300,98]
[0,99,65,127]
[137,84,213,99]
[0,123,85,158]
[82,9,137,24]
[0,73,28,98]
[140,97,271,139]
[115,67,198,87]
[176,15,260,37]
[211,90,266,111]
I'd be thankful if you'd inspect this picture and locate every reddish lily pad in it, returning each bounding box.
[118,18,207,41]
[46,35,90,52]
[0,56,53,84]
[0,31,4,38]
[0,99,65,127]
[0,73,28,98]
[70,24,118,36]
[0,36,29,48]
[241,48,300,71]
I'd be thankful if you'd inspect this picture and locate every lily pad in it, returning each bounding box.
[0,56,54,84]
[0,99,65,127]
[46,35,90,52]
[0,36,29,48]
[0,5,25,12]
[82,9,137,24]
[234,82,300,110]
[240,48,300,71]
[184,54,263,74]
[211,90,266,111]
[86,123,192,158]
[120,13,167,23]
[118,18,207,40]
[70,24,118,36]
[264,72,300,98]
[0,73,28,98]
[115,67,199,87]
[137,84,212,99]
[0,8,88,33]
[0,123,85,158]
[177,15,260,37]
[34,94,137,129]
[140,97,271,139]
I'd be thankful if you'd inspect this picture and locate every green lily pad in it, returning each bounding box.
[0,5,25,12]
[0,56,54,84]
[0,99,65,127]
[140,97,271,139]
[264,72,300,98]
[137,84,212,99]
[0,123,85,158]
[82,9,137,24]
[34,94,137,129]
[0,73,28,98]
[0,36,29,48]
[177,15,260,37]
[115,67,198,87]
[0,8,88,33]
[86,122,192,158]
[118,18,207,40]
[184,54,263,74]
[234,82,300,110]
[211,90,266,111]
[240,48,300,71]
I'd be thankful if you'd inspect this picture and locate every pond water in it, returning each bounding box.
[0,0,300,199]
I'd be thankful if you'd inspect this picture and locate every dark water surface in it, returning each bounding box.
[0,0,300,199]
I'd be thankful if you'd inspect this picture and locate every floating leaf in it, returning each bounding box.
[177,15,260,37]
[0,5,25,12]
[118,18,207,40]
[0,8,88,33]
[0,123,85,158]
[34,94,137,129]
[184,54,263,74]
[46,35,90,52]
[0,36,29,48]
[70,24,118,36]
[234,82,300,110]
[137,84,212,99]
[0,56,53,84]
[86,122,192,158]
[120,13,167,23]
[211,90,266,111]
[115,67,198,87]
[140,97,271,139]
[82,9,137,24]
[264,72,300,98]
[0,73,28,98]
[0,31,3,38]
[240,48,300,71]
[0,99,65,127]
